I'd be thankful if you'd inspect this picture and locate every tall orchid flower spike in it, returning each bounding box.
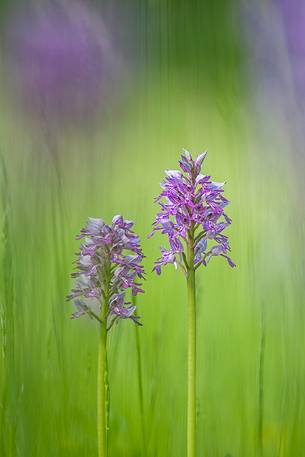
[67,215,145,457]
[149,149,235,457]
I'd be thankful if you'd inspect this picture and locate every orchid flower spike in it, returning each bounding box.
[149,149,235,274]
[67,215,145,329]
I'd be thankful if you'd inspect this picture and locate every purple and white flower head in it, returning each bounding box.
[67,215,145,328]
[149,149,235,274]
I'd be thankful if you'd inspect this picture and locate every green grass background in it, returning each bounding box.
[1,1,305,456]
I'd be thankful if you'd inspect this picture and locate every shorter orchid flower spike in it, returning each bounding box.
[149,149,235,274]
[67,215,145,329]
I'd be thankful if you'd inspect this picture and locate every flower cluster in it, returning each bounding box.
[67,216,145,328]
[150,149,235,274]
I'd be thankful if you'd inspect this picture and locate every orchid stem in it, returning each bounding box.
[258,301,266,457]
[187,226,197,457]
[98,303,109,457]
[133,296,147,455]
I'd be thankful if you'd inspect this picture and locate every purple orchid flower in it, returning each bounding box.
[149,148,235,457]
[149,149,235,274]
[67,215,145,329]
[67,215,145,456]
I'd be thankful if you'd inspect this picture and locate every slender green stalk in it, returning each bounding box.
[132,296,147,455]
[187,227,197,457]
[258,301,266,457]
[98,284,110,457]
[97,321,108,457]
[97,260,112,457]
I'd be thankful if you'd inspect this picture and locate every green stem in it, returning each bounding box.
[97,321,108,457]
[187,228,197,457]
[258,302,265,457]
[133,296,147,455]
[97,286,110,457]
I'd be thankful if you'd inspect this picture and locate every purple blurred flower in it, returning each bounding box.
[149,149,235,274]
[9,1,120,125]
[67,215,145,328]
[279,1,305,101]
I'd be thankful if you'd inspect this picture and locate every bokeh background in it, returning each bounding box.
[0,1,305,456]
